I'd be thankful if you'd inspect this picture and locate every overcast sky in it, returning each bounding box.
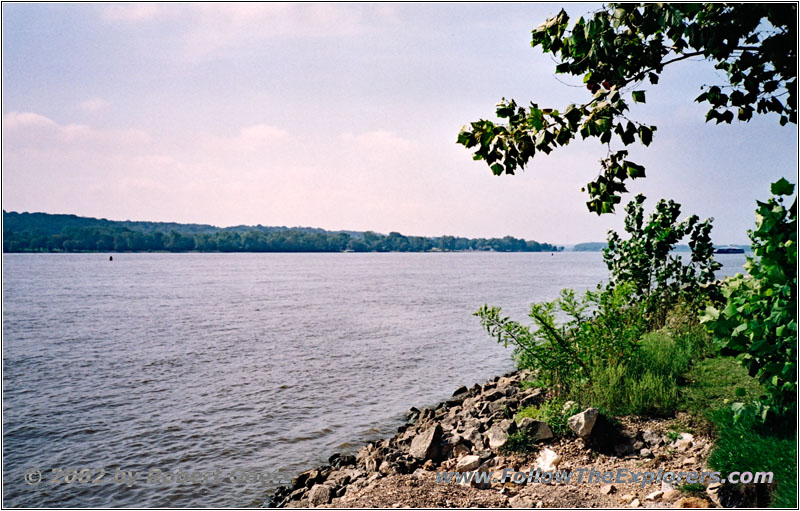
[3,3,796,244]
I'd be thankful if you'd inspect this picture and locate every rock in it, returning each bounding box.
[422,459,435,471]
[646,490,664,501]
[663,489,681,501]
[600,484,615,495]
[486,420,516,449]
[633,440,645,450]
[567,408,599,439]
[452,443,470,458]
[307,484,332,507]
[534,448,562,472]
[629,498,641,508]
[378,461,398,475]
[517,418,554,442]
[483,389,505,401]
[519,388,544,407]
[639,448,653,458]
[681,456,697,467]
[509,496,536,508]
[642,429,663,446]
[675,496,712,508]
[619,494,636,504]
[460,427,484,449]
[328,453,356,469]
[673,432,694,451]
[455,455,481,472]
[661,481,675,492]
[486,426,509,449]
[488,398,509,414]
[409,424,443,460]
[452,385,469,397]
[561,400,576,414]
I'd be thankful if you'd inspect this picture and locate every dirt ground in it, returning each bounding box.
[331,415,719,508]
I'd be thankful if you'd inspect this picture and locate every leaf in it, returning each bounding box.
[632,90,646,103]
[770,177,795,196]
[638,126,653,146]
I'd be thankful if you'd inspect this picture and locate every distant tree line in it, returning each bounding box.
[3,211,562,253]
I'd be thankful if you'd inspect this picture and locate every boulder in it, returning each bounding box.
[673,432,694,451]
[517,418,554,442]
[483,389,505,402]
[409,424,443,460]
[455,454,481,472]
[460,427,484,449]
[642,429,663,446]
[452,443,470,458]
[307,484,332,507]
[567,408,599,439]
[486,419,516,449]
[452,385,469,397]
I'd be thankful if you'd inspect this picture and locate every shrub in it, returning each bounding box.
[604,194,720,328]
[476,283,646,395]
[702,178,797,418]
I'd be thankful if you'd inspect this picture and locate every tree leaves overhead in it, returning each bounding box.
[457,3,797,214]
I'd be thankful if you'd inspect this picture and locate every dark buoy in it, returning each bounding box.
[109,256,113,261]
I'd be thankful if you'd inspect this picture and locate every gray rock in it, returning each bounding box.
[517,418,554,442]
[307,484,332,507]
[460,426,484,449]
[642,429,663,446]
[567,408,599,439]
[455,454,481,472]
[488,398,509,414]
[483,389,505,402]
[452,385,469,396]
[378,461,398,475]
[519,388,544,407]
[409,424,443,460]
[452,443,470,458]
[639,448,653,458]
[485,420,516,449]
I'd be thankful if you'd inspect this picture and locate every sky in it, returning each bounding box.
[2,3,797,245]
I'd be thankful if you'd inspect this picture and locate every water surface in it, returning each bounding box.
[2,252,746,507]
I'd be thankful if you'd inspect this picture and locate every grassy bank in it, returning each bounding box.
[505,324,796,507]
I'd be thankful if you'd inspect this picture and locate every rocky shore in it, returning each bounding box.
[266,371,740,508]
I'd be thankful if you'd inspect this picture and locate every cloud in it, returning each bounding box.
[77,98,110,112]
[3,111,151,150]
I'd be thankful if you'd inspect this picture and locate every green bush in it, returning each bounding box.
[476,283,645,395]
[703,178,797,418]
[604,194,720,329]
